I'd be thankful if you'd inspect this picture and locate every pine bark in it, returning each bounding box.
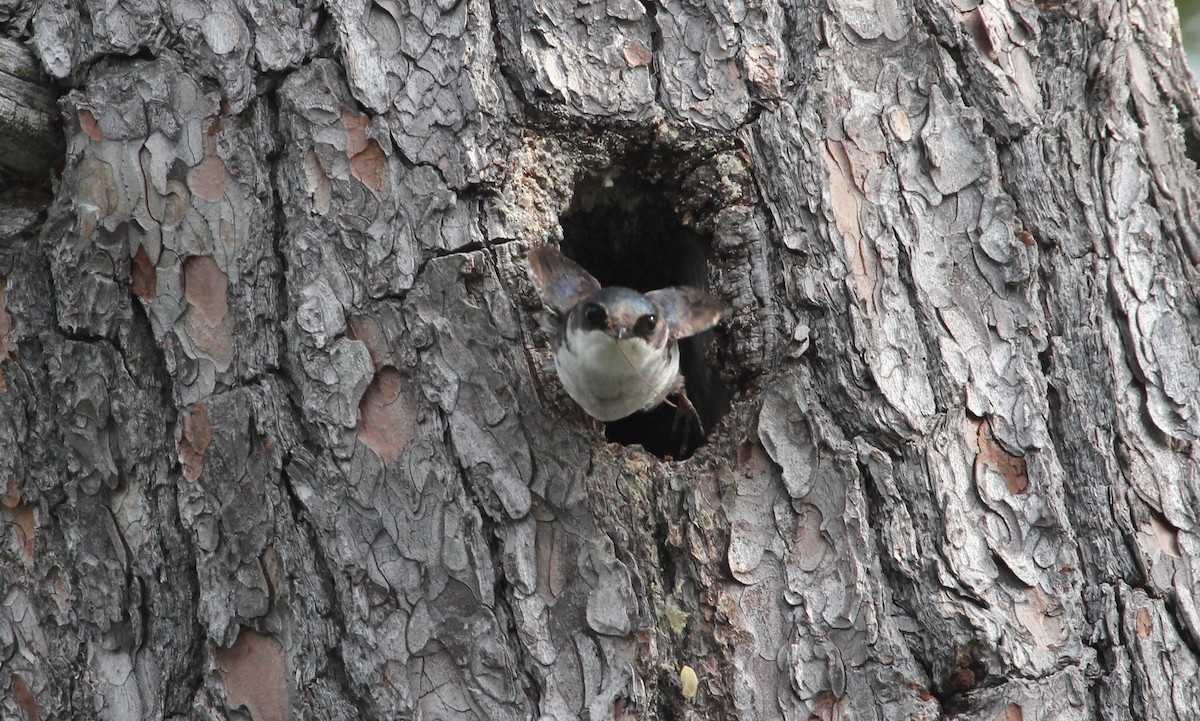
[1,0,1199,719]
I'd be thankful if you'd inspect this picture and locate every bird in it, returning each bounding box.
[526,245,728,433]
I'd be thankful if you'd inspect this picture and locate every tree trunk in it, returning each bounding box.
[2,0,1199,718]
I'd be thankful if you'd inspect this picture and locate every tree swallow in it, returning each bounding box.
[527,245,728,431]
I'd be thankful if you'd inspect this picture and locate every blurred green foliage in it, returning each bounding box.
[1181,0,1200,74]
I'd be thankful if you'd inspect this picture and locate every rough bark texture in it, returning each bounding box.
[0,37,60,178]
[1,0,1199,719]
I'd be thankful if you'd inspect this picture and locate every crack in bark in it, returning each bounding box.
[485,0,531,115]
[485,515,545,717]
[434,400,541,719]
[169,513,211,716]
[638,0,664,113]
[277,448,378,719]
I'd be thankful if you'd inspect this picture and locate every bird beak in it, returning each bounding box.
[613,327,629,341]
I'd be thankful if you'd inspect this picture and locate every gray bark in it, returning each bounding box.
[1,0,1199,719]
[0,37,60,178]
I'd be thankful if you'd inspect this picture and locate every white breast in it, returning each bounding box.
[555,330,680,421]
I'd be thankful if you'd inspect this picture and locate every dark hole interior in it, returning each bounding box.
[559,172,733,461]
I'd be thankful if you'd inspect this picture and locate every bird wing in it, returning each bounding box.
[646,287,729,340]
[527,245,601,316]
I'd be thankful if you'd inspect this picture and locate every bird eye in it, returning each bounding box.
[635,313,657,336]
[583,303,607,328]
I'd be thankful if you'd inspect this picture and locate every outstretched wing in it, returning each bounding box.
[527,245,601,315]
[646,287,729,340]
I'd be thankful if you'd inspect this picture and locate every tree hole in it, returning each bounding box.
[559,171,733,461]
